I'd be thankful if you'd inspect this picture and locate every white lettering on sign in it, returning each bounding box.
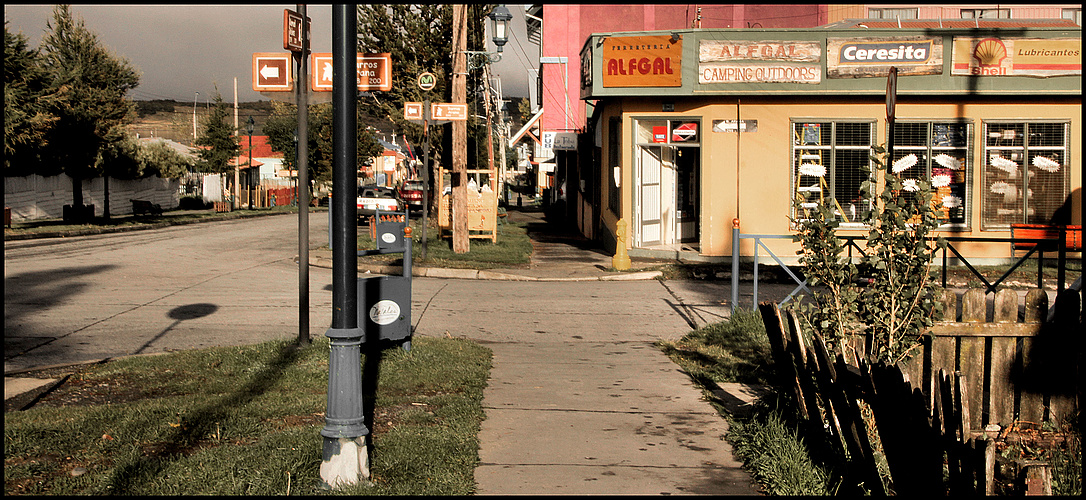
[369,299,400,326]
[840,41,932,64]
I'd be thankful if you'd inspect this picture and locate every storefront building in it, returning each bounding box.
[578,24,1081,264]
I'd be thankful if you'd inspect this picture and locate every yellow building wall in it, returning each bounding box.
[602,96,1081,263]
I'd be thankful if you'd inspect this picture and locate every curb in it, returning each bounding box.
[305,256,662,282]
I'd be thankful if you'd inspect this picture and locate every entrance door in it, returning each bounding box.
[638,147,663,246]
[675,147,699,242]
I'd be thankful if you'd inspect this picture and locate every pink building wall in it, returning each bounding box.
[538,4,831,133]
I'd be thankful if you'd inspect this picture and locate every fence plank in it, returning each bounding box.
[759,302,809,421]
[1022,289,1048,324]
[1018,335,1044,425]
[787,310,825,427]
[989,334,1017,427]
[962,288,986,322]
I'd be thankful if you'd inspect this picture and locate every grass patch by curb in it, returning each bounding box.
[4,336,490,495]
[356,218,533,270]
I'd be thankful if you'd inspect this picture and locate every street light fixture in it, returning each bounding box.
[246,116,255,210]
[488,5,512,53]
[466,5,512,68]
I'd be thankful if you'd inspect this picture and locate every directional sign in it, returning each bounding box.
[252,53,293,91]
[404,102,424,121]
[283,9,310,52]
[431,103,467,121]
[310,53,392,92]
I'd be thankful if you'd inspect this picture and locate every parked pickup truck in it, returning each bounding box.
[398,180,426,212]
[357,186,401,221]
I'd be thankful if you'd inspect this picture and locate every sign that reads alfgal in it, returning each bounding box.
[602,35,682,88]
[827,37,942,78]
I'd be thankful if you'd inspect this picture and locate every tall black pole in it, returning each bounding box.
[320,4,368,488]
[297,3,310,346]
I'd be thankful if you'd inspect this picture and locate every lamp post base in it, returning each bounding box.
[319,436,370,489]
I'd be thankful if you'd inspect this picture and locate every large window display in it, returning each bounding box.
[981,122,1071,228]
[792,120,876,226]
[888,121,972,227]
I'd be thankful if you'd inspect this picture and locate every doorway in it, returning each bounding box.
[635,144,700,249]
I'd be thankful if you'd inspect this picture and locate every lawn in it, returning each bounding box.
[4,336,491,495]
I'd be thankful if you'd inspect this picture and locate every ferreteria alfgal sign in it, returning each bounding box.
[698,40,822,84]
[602,35,682,87]
[952,37,1081,77]
[827,37,943,78]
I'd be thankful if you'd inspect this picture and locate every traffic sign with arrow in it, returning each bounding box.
[252,53,293,91]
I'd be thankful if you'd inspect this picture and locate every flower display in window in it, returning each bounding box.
[942,195,963,208]
[932,174,952,188]
[989,180,1015,195]
[933,153,961,170]
[902,179,921,192]
[1031,155,1060,173]
[990,155,1018,174]
[798,163,826,177]
[892,154,918,174]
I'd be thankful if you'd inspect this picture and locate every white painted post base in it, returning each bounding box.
[319,437,370,488]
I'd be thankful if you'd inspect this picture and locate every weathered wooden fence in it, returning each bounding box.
[758,286,1081,495]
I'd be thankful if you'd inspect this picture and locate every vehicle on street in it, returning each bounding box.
[357,186,401,221]
[399,180,426,212]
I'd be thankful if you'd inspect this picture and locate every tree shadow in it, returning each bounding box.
[4,264,117,360]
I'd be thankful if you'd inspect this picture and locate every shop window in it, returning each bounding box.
[981,122,1071,229]
[792,121,876,226]
[889,121,972,227]
[868,8,917,19]
[960,9,1010,19]
[635,119,700,146]
[608,117,621,215]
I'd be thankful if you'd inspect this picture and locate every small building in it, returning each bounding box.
[575,20,1080,264]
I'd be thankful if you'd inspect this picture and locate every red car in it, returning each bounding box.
[398,180,426,212]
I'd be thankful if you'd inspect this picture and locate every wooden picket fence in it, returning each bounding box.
[758,286,1081,496]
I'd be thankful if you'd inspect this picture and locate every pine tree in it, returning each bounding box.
[37,5,140,220]
[194,93,240,200]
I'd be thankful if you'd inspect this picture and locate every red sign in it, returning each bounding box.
[310,53,392,92]
[672,122,698,142]
[252,53,292,91]
[602,35,683,88]
[283,9,310,52]
[652,126,667,143]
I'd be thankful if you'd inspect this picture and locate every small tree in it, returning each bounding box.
[791,146,945,364]
[139,140,193,180]
[4,23,57,176]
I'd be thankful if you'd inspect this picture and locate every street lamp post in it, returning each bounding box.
[246,116,255,210]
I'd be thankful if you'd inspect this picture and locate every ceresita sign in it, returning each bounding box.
[602,35,682,87]
[827,37,943,78]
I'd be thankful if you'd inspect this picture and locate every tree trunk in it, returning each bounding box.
[103,175,111,219]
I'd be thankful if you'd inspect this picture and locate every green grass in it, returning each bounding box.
[5,205,308,237]
[656,308,774,387]
[357,218,533,270]
[4,336,491,495]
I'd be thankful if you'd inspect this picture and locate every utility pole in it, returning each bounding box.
[451,4,469,253]
[234,78,241,209]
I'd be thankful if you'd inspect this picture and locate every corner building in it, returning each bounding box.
[577,23,1081,264]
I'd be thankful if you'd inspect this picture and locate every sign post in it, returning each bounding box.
[886,66,898,164]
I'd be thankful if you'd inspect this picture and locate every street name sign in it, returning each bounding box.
[431,103,467,120]
[310,53,392,92]
[252,52,293,91]
[283,9,311,52]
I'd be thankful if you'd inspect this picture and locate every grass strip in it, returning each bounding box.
[4,336,491,496]
[357,218,533,270]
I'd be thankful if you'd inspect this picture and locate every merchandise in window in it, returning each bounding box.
[981,122,1071,228]
[888,121,972,227]
[792,121,876,225]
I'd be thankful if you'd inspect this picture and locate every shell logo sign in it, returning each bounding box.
[952,37,1081,77]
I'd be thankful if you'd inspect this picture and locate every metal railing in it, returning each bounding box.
[730,225,1079,314]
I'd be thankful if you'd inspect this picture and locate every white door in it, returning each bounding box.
[638,147,662,246]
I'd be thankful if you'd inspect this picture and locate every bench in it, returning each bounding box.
[1011,224,1083,252]
[131,199,163,216]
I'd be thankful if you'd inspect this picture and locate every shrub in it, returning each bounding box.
[178,195,210,210]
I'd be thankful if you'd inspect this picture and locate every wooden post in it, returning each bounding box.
[450,4,469,253]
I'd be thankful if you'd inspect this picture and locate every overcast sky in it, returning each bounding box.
[4,4,536,103]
